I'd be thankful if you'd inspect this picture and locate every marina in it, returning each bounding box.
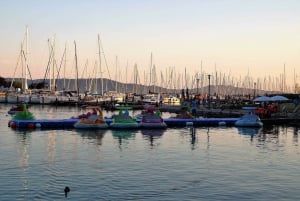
[5,98,300,130]
[1,104,300,200]
[8,116,239,129]
[1,1,300,200]
[8,111,299,130]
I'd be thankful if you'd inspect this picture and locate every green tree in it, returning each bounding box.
[0,76,6,87]
[29,81,47,89]
[12,81,22,89]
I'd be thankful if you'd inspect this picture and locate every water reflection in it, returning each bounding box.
[111,130,138,148]
[206,127,210,149]
[293,127,299,135]
[262,125,280,135]
[237,127,262,141]
[189,127,197,150]
[236,126,282,143]
[14,131,31,169]
[243,125,300,150]
[14,131,31,193]
[257,125,280,144]
[76,129,107,145]
[178,127,202,150]
[293,127,298,144]
[141,129,165,137]
[141,129,166,147]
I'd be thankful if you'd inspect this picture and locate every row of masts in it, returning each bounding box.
[10,27,298,96]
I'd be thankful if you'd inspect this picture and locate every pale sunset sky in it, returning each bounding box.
[0,0,299,90]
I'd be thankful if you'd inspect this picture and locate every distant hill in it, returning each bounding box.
[4,77,284,97]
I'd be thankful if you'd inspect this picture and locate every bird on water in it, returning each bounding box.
[64,186,70,198]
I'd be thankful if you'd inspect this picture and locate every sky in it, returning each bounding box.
[0,0,300,91]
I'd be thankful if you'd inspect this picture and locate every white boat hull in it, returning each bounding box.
[235,113,263,127]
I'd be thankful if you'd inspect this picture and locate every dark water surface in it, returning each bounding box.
[0,104,299,200]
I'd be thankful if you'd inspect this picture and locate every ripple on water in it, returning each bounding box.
[0,105,300,200]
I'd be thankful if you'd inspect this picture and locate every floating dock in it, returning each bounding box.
[8,117,239,130]
[9,118,79,129]
[164,118,238,127]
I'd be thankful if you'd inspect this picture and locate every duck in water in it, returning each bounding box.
[64,186,70,198]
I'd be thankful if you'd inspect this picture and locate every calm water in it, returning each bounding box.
[0,104,299,201]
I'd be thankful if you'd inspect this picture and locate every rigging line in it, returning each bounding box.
[74,41,79,96]
[42,40,54,85]
[99,39,113,88]
[88,61,97,93]
[10,43,23,88]
[81,59,89,92]
[55,47,66,81]
[21,50,34,87]
[53,59,59,82]
[80,59,89,80]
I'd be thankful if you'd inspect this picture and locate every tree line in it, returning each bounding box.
[0,76,46,89]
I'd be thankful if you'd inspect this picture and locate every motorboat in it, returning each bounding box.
[142,93,160,104]
[163,95,181,105]
[234,113,263,127]
[74,107,108,129]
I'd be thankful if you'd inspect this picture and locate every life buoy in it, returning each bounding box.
[28,123,35,129]
[9,121,16,128]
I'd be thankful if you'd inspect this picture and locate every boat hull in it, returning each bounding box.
[234,113,263,127]
[74,122,108,129]
[139,122,167,129]
[110,122,140,129]
[235,121,263,127]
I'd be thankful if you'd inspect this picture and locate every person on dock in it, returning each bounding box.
[159,95,163,106]
[191,98,197,117]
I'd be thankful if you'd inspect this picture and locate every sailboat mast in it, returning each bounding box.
[52,35,56,91]
[283,63,286,93]
[294,68,296,93]
[74,41,79,96]
[134,63,137,93]
[185,67,187,89]
[93,60,97,93]
[97,34,103,95]
[24,26,29,91]
[126,60,128,93]
[200,60,203,95]
[115,56,118,92]
[63,43,67,90]
[150,52,152,92]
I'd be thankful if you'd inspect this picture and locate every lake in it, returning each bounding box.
[0,104,299,200]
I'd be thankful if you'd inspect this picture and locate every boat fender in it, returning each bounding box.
[186,122,193,127]
[28,123,35,129]
[9,121,16,128]
[218,121,226,126]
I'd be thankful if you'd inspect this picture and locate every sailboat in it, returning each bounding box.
[7,26,31,104]
[40,40,80,105]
